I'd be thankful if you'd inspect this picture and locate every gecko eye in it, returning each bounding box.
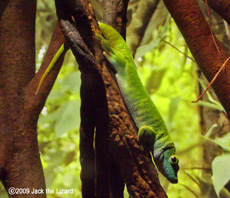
[170,155,179,164]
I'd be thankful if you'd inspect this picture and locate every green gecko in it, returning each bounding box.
[35,23,179,183]
[96,23,179,183]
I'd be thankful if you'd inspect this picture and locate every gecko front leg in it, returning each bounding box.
[95,33,126,74]
[138,126,155,153]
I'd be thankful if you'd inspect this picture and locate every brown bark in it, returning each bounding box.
[204,0,230,25]
[0,1,67,197]
[55,0,167,197]
[195,3,230,192]
[27,22,67,112]
[163,0,230,118]
[0,0,46,197]
[103,0,129,38]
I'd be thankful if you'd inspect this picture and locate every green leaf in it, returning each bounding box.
[135,36,164,59]
[55,100,81,137]
[214,133,230,152]
[197,101,224,112]
[212,153,230,197]
[134,15,170,59]
[197,78,225,112]
[205,133,230,152]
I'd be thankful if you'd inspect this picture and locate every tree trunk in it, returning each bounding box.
[203,0,230,25]
[163,0,230,118]
[196,1,230,191]
[0,0,46,197]
[164,0,230,194]
[55,0,167,197]
[0,1,67,197]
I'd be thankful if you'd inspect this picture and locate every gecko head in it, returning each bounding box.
[155,148,179,183]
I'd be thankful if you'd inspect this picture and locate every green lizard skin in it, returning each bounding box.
[36,23,179,183]
[35,44,67,95]
[96,23,179,183]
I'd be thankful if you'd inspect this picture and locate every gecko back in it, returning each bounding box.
[97,23,179,183]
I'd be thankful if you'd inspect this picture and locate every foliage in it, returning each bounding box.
[0,1,228,198]
[36,3,81,194]
[134,18,202,198]
[212,153,230,197]
[35,3,204,198]
[203,130,230,197]
[37,67,82,198]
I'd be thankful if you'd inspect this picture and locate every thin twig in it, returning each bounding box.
[192,56,230,103]
[183,171,199,186]
[205,0,223,62]
[193,1,226,103]
[179,184,200,198]
[183,167,211,170]
[162,40,195,62]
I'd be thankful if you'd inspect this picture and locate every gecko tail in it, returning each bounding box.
[35,44,66,96]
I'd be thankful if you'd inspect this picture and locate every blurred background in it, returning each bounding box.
[1,0,230,197]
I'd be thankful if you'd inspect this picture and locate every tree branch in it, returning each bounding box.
[203,0,230,25]
[163,0,230,117]
[104,0,129,38]
[55,0,167,197]
[56,0,166,197]
[26,22,67,114]
[0,1,46,196]
[102,0,167,197]
[55,1,106,197]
